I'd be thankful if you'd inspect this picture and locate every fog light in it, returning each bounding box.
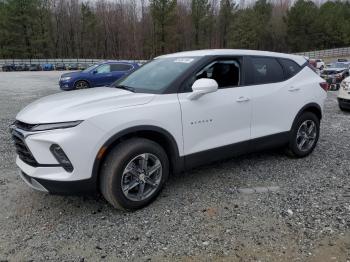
[50,144,73,172]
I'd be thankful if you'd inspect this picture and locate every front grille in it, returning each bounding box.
[11,129,38,166]
[13,120,37,131]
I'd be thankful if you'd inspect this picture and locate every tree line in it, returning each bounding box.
[0,0,350,60]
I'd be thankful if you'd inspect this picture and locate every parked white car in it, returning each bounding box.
[11,49,328,210]
[315,59,325,70]
[338,77,350,111]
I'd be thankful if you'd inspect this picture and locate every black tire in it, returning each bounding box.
[100,138,169,210]
[339,104,347,111]
[286,112,320,158]
[74,80,89,89]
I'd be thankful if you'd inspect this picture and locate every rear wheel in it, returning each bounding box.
[74,80,89,89]
[100,138,169,210]
[286,112,320,158]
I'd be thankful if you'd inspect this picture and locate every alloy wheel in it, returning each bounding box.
[121,153,162,201]
[75,81,88,89]
[296,120,317,152]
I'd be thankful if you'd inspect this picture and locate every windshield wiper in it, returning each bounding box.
[116,85,135,92]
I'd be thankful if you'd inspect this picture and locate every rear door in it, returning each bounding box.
[247,56,304,140]
[109,63,134,83]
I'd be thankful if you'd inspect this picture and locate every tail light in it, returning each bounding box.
[319,82,329,92]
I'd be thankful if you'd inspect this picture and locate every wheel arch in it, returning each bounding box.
[292,103,322,130]
[91,125,184,191]
[73,79,91,88]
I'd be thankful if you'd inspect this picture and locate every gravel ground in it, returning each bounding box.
[0,71,349,262]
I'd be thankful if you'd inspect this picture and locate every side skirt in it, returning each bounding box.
[184,132,290,170]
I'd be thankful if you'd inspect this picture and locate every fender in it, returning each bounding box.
[90,125,184,190]
[291,102,322,130]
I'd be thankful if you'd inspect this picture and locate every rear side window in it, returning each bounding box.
[279,58,302,79]
[250,57,284,84]
[111,63,133,72]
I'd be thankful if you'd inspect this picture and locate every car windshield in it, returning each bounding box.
[112,57,201,93]
[82,64,99,73]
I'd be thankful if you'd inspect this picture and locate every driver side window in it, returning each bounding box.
[96,64,111,74]
[184,59,241,92]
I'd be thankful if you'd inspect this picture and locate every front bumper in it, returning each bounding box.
[59,80,75,90]
[11,120,106,194]
[19,169,96,195]
[338,98,350,110]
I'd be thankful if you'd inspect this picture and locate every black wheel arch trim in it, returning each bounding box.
[91,125,184,191]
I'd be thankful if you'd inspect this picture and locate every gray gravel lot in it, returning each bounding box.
[0,71,349,261]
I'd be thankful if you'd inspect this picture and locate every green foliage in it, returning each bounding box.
[0,0,350,58]
[218,0,236,47]
[150,0,177,54]
[191,0,211,49]
[285,0,321,52]
[317,1,350,49]
[229,0,272,50]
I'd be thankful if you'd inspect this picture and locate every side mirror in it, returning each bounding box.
[92,70,97,74]
[188,78,218,100]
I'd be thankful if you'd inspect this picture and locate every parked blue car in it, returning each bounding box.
[42,63,55,71]
[59,61,139,90]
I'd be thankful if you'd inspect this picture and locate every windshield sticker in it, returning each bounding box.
[174,58,194,64]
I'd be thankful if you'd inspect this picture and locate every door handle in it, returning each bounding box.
[288,86,300,92]
[236,96,250,102]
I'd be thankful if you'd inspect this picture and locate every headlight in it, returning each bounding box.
[30,121,83,131]
[60,76,71,81]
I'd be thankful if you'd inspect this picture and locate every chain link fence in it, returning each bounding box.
[1,46,350,69]
[0,58,147,70]
[294,47,350,59]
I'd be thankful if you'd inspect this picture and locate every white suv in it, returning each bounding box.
[338,77,350,111]
[11,50,328,210]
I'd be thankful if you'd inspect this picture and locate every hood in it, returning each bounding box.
[343,76,350,83]
[60,71,83,78]
[16,87,155,124]
[322,68,344,74]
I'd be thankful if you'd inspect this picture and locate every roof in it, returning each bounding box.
[157,49,306,65]
[102,60,139,65]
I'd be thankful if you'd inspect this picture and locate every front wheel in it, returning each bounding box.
[286,112,320,158]
[74,80,89,89]
[100,138,169,210]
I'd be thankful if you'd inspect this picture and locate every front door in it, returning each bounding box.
[177,58,252,167]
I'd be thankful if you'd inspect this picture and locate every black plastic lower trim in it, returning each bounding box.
[338,98,350,109]
[184,132,290,170]
[21,172,97,195]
